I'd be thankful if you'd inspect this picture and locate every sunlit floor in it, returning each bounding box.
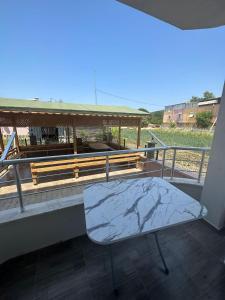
[1,220,225,300]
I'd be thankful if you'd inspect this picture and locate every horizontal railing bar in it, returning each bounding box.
[172,168,199,173]
[0,146,169,166]
[143,169,164,173]
[0,195,18,201]
[170,159,203,163]
[0,162,140,185]
[1,145,211,167]
[0,179,16,185]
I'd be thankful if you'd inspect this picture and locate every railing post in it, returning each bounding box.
[161,149,166,178]
[106,155,110,182]
[13,164,24,212]
[198,150,205,183]
[156,150,159,161]
[171,148,176,179]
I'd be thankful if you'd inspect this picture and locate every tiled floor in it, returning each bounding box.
[1,220,225,300]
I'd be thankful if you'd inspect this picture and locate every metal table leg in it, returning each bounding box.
[109,245,119,295]
[154,232,169,275]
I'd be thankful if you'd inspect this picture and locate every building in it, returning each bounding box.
[163,97,221,127]
[0,97,147,155]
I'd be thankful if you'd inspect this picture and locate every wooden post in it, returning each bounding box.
[137,120,141,149]
[73,126,77,154]
[13,127,20,153]
[66,127,70,143]
[0,128,4,152]
[118,123,121,149]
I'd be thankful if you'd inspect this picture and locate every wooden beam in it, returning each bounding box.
[13,127,20,153]
[0,111,140,127]
[73,126,77,154]
[137,120,141,149]
[0,128,4,152]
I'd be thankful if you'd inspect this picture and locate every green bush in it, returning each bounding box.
[196,111,212,128]
[169,121,176,128]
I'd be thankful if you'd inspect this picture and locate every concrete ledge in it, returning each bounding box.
[0,195,86,264]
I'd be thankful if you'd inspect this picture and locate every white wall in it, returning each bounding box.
[0,199,86,264]
[201,83,225,229]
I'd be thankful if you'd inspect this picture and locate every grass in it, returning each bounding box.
[121,127,213,148]
[120,127,214,179]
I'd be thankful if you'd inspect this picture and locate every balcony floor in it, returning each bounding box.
[1,220,225,300]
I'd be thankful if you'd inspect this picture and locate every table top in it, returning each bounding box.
[83,177,207,245]
[88,142,112,151]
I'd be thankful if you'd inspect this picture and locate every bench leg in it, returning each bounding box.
[32,174,38,185]
[74,168,79,179]
[136,160,141,168]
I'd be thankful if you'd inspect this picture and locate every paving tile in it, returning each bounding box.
[1,221,225,300]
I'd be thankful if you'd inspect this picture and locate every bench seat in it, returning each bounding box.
[30,153,141,185]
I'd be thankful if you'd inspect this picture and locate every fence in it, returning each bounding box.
[0,132,210,213]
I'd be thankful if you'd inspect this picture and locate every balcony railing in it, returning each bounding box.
[0,133,210,213]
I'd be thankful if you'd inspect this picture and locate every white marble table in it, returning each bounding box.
[83,177,207,245]
[83,177,207,293]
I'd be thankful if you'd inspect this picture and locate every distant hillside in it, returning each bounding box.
[138,108,164,127]
[149,110,164,125]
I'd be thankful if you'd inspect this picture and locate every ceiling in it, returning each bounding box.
[117,0,225,29]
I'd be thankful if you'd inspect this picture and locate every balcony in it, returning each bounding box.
[1,220,225,299]
[0,132,224,300]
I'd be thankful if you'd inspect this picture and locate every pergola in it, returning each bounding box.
[0,98,147,154]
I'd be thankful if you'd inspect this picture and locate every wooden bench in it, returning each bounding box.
[30,153,141,185]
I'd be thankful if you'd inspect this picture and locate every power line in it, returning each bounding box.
[96,89,165,107]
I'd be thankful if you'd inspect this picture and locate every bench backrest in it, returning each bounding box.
[31,153,141,171]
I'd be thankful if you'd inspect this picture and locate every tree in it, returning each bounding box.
[149,110,164,125]
[169,121,176,128]
[196,111,212,128]
[203,91,215,100]
[138,108,164,127]
[190,96,201,103]
[138,108,149,113]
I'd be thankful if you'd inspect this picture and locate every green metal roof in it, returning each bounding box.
[0,97,147,116]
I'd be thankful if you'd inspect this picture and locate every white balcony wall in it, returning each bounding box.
[201,82,225,229]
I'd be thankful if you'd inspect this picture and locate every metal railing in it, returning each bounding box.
[149,130,167,147]
[0,132,16,162]
[0,134,210,213]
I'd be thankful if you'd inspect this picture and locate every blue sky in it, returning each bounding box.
[1,0,224,111]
